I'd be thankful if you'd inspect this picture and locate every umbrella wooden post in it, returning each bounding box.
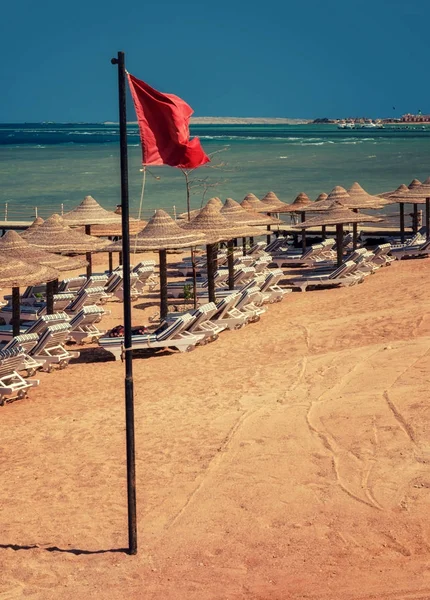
[52,279,59,294]
[322,225,326,240]
[108,252,113,273]
[12,287,20,337]
[249,236,254,246]
[242,237,247,256]
[111,50,137,556]
[206,243,216,303]
[301,212,306,252]
[227,239,235,290]
[413,204,418,234]
[46,281,54,315]
[426,198,430,241]
[85,225,93,277]
[119,251,123,266]
[352,209,359,250]
[336,224,344,267]
[399,203,405,244]
[266,225,271,246]
[159,249,168,320]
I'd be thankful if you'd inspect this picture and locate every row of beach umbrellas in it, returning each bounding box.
[2,178,430,335]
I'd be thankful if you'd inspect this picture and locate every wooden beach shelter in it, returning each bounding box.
[181,202,257,301]
[400,178,430,240]
[0,254,59,337]
[279,192,313,251]
[240,193,270,213]
[221,198,281,285]
[177,198,223,221]
[0,230,86,316]
[380,183,427,243]
[260,191,289,211]
[23,214,109,302]
[62,195,123,277]
[20,216,44,239]
[295,195,382,266]
[106,209,206,320]
[344,183,388,249]
[258,192,290,243]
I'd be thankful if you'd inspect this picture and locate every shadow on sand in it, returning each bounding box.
[0,543,128,555]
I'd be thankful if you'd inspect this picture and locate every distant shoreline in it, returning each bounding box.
[102,118,311,125]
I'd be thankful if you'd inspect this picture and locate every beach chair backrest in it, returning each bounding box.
[0,347,25,377]
[235,286,260,310]
[68,305,104,329]
[155,313,194,341]
[212,293,240,320]
[104,273,123,294]
[132,260,156,273]
[30,323,71,355]
[59,277,86,293]
[347,247,368,262]
[328,261,356,279]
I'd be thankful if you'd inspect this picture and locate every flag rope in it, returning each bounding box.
[132,167,146,256]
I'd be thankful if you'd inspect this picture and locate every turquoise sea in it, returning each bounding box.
[1,123,430,221]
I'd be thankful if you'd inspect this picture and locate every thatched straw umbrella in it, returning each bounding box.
[62,195,123,277]
[344,183,389,249]
[258,192,290,243]
[280,193,313,250]
[295,197,382,266]
[24,214,109,304]
[0,230,85,317]
[400,177,430,240]
[221,198,281,256]
[221,198,281,283]
[181,203,257,300]
[177,197,223,221]
[0,253,59,336]
[379,183,426,243]
[20,216,44,239]
[240,193,270,213]
[24,214,109,253]
[107,209,206,319]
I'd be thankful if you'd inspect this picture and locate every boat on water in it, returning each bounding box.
[337,121,355,129]
[360,121,384,129]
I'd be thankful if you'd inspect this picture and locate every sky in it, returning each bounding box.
[1,0,429,122]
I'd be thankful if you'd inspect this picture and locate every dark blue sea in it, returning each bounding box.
[1,122,429,221]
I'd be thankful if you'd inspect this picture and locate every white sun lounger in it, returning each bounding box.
[0,311,71,341]
[0,347,40,405]
[234,287,266,322]
[29,323,80,371]
[209,292,250,330]
[166,270,230,298]
[99,313,205,360]
[67,305,108,343]
[167,302,225,343]
[258,269,292,303]
[0,294,75,323]
[0,334,46,376]
[389,238,430,260]
[284,260,365,292]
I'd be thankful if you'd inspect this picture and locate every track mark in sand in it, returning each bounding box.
[306,348,385,510]
[356,589,430,600]
[296,323,311,351]
[383,390,416,444]
[166,406,264,529]
[362,459,384,510]
[278,357,308,404]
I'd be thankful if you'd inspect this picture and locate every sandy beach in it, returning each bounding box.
[1,252,430,599]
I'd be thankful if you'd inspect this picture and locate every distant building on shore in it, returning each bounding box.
[400,113,430,123]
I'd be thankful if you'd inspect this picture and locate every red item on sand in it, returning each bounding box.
[127,73,210,169]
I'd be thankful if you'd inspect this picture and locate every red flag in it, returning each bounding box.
[127,73,210,169]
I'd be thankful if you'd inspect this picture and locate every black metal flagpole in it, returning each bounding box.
[111,50,138,555]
